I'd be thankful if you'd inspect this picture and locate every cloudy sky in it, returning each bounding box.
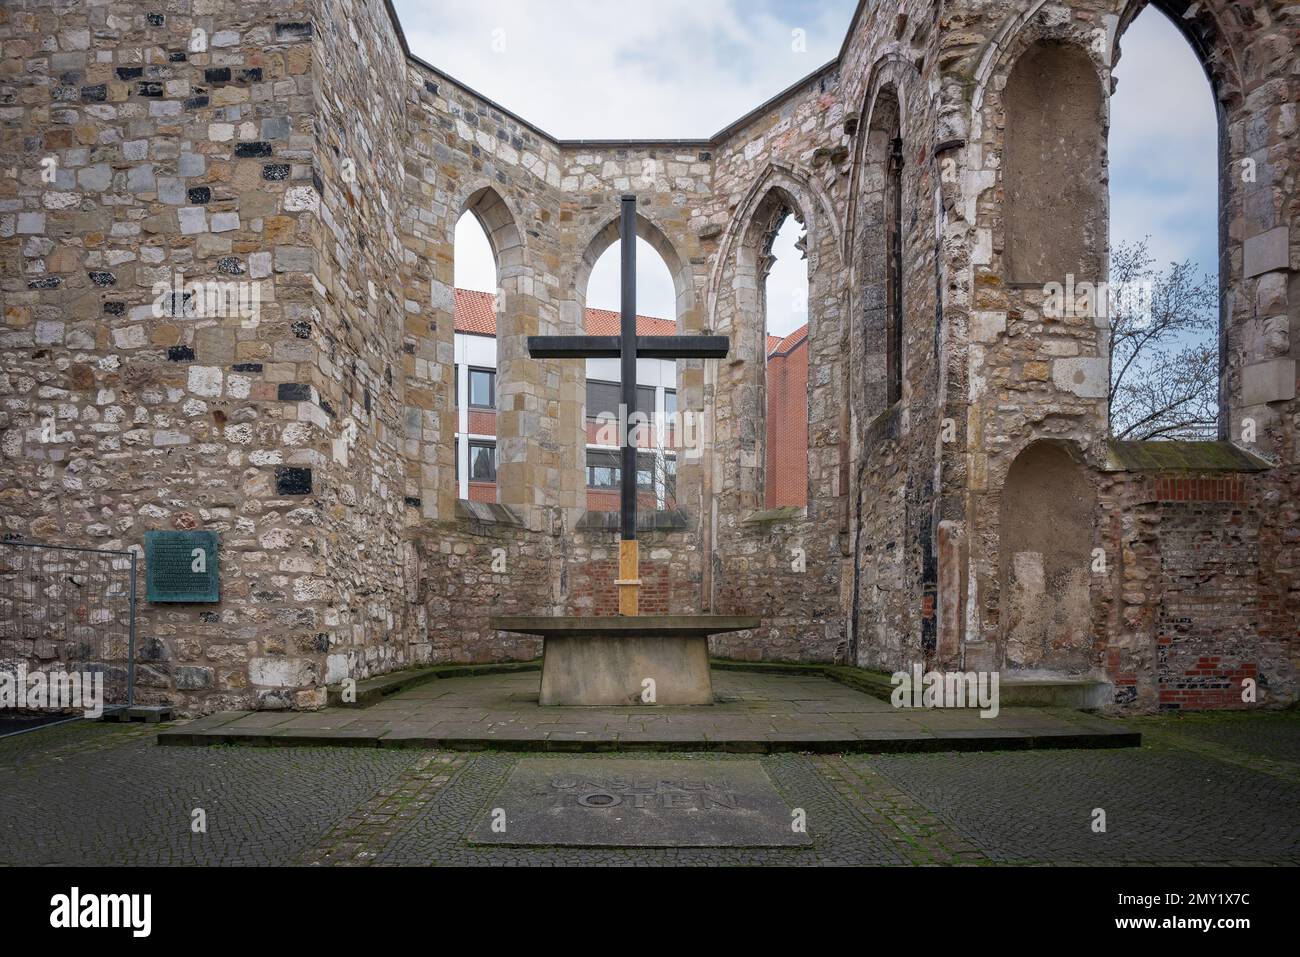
[426,1,1217,336]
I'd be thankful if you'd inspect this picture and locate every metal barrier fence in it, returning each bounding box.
[0,540,137,711]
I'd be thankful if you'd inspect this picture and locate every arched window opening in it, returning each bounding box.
[584,236,679,512]
[861,85,904,413]
[1108,5,1219,440]
[886,133,904,405]
[762,209,809,508]
[452,208,499,502]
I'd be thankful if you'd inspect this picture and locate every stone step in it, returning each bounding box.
[326,660,540,707]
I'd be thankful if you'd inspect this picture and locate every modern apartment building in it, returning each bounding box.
[453,288,809,509]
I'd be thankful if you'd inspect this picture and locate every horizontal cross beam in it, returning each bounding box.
[527,335,730,360]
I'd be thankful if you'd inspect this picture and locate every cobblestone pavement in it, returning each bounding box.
[1,712,1296,866]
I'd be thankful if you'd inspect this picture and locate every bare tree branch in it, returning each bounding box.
[1108,239,1218,441]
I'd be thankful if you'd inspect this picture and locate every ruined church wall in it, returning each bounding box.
[0,0,343,713]
[931,0,1298,704]
[837,1,948,674]
[3,0,1294,714]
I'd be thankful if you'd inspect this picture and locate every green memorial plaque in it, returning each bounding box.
[145,530,219,603]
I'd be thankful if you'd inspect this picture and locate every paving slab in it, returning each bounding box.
[466,757,810,847]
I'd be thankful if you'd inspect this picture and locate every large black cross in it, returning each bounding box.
[528,194,728,540]
[527,195,728,612]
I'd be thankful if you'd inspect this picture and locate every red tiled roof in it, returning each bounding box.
[454,288,498,335]
[583,305,677,337]
[454,288,676,337]
[768,324,808,357]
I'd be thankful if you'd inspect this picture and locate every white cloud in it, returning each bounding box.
[436,2,1211,346]
[426,0,838,324]
[393,0,855,139]
[1109,6,1218,276]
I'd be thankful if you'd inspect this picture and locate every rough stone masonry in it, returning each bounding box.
[0,0,1296,715]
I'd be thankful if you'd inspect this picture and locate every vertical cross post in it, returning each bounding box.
[616,194,640,616]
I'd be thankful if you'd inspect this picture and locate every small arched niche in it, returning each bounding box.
[1003,41,1106,285]
[998,441,1097,674]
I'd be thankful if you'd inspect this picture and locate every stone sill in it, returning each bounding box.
[455,499,524,526]
[576,508,691,532]
[1101,440,1272,473]
[743,505,806,525]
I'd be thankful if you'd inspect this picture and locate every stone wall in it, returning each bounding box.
[0,0,340,711]
[2,0,1295,714]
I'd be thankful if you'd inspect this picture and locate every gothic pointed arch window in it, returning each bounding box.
[579,218,685,513]
[449,187,522,503]
[861,84,904,412]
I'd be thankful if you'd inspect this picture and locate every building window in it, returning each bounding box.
[586,379,621,420]
[636,384,656,424]
[586,448,621,488]
[468,440,496,482]
[468,367,495,409]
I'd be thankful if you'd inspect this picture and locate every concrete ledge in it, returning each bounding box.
[454,500,523,525]
[743,506,805,524]
[712,660,1111,710]
[577,508,691,532]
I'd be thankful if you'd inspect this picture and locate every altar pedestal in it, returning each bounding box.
[489,615,760,706]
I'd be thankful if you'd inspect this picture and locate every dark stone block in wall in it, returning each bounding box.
[146,13,165,26]
[424,80,439,95]
[275,466,312,496]
[291,320,311,339]
[168,51,187,62]
[204,67,231,83]
[275,22,313,40]
[81,84,106,102]
[277,383,311,401]
[404,496,422,507]
[235,142,271,158]
[137,81,163,97]
[116,67,144,80]
[89,271,115,286]
[239,68,263,82]
[103,301,125,315]
[185,95,209,110]
[232,363,262,373]
[216,257,244,275]
[28,277,62,289]
[187,186,211,204]
[319,399,335,417]
[262,163,289,181]
[167,345,195,362]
